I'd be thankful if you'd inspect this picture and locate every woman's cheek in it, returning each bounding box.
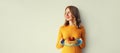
[65,16,69,19]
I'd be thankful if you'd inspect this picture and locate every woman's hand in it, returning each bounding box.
[60,38,65,45]
[61,37,83,46]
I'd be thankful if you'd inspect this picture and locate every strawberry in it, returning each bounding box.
[69,37,75,41]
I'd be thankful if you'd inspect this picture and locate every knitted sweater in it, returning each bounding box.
[56,25,86,53]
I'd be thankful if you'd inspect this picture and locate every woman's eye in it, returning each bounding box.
[65,12,67,15]
[65,12,66,14]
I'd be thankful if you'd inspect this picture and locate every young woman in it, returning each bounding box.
[56,5,86,53]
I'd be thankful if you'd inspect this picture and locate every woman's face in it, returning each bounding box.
[64,8,73,21]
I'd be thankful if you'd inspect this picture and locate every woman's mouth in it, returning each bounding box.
[66,16,69,19]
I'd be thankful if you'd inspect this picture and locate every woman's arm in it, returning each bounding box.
[79,26,86,49]
[56,26,64,49]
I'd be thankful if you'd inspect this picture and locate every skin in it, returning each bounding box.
[64,8,75,26]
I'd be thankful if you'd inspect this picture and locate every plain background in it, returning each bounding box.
[0,0,120,53]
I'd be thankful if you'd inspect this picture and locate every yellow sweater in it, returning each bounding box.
[56,25,86,53]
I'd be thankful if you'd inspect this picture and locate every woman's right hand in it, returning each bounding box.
[60,38,65,45]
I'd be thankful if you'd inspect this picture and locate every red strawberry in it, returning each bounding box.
[69,37,75,41]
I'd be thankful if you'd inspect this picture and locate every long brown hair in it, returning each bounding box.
[64,5,82,29]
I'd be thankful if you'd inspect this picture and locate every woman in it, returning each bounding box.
[56,5,86,53]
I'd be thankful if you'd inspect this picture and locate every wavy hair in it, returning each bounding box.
[64,5,82,28]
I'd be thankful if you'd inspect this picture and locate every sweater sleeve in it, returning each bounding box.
[56,26,64,49]
[79,26,86,49]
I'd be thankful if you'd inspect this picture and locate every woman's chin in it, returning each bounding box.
[66,19,71,21]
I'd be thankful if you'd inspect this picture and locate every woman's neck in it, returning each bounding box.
[69,20,75,26]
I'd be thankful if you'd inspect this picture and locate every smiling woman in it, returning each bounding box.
[56,5,86,53]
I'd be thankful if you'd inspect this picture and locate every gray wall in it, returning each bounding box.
[0,0,120,53]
